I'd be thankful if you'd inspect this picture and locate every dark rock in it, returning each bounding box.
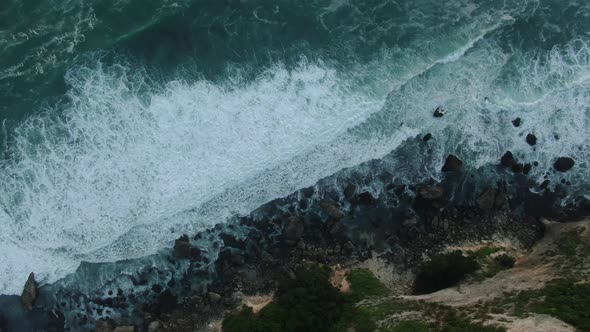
[423,133,432,142]
[355,192,375,205]
[501,151,516,167]
[301,186,314,198]
[418,185,444,200]
[526,134,537,146]
[512,118,521,127]
[477,188,496,210]
[512,163,524,174]
[96,320,115,332]
[441,155,463,172]
[433,106,445,118]
[283,216,304,240]
[553,157,575,172]
[207,292,222,304]
[113,327,135,332]
[21,272,37,311]
[173,235,191,259]
[540,180,550,189]
[151,284,163,294]
[494,190,506,208]
[343,241,355,253]
[319,201,343,220]
[151,290,177,315]
[219,233,245,250]
[343,184,356,200]
[523,163,532,175]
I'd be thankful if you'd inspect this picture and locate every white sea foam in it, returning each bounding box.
[0,60,388,294]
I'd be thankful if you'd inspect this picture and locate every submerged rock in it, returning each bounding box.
[418,185,444,200]
[441,155,463,172]
[433,106,445,118]
[501,151,516,167]
[523,163,532,175]
[512,117,521,127]
[423,133,432,142]
[21,272,37,311]
[512,163,524,174]
[553,157,575,172]
[526,134,537,146]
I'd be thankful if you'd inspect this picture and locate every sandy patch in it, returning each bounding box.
[243,294,274,313]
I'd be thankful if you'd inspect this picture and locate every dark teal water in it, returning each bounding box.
[1,0,590,296]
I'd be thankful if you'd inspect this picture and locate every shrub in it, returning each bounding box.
[391,320,430,332]
[223,265,350,332]
[532,280,590,331]
[346,269,389,302]
[413,250,480,294]
[494,254,515,269]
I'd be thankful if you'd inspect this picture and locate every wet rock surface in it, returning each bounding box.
[553,157,575,172]
[21,272,37,311]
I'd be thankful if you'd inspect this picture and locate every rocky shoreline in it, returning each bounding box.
[0,143,588,332]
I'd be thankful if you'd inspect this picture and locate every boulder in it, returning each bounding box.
[173,235,191,259]
[319,201,343,220]
[441,155,463,172]
[113,327,135,332]
[21,272,37,311]
[207,292,222,304]
[501,151,516,167]
[523,163,532,175]
[283,216,304,240]
[511,163,524,174]
[433,106,445,118]
[526,134,537,146]
[553,157,575,172]
[148,321,163,332]
[423,133,432,142]
[96,320,115,332]
[343,184,356,200]
[418,185,444,200]
[512,117,521,127]
[477,188,496,210]
[354,192,375,205]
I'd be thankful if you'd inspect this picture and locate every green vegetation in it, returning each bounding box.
[389,320,429,332]
[413,250,480,294]
[514,279,590,331]
[558,227,585,257]
[478,254,516,279]
[223,265,350,332]
[346,269,390,302]
[472,247,502,260]
[224,267,508,332]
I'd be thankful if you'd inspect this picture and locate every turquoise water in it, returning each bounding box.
[1,0,590,295]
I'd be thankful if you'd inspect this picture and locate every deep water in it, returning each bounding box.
[1,0,590,328]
